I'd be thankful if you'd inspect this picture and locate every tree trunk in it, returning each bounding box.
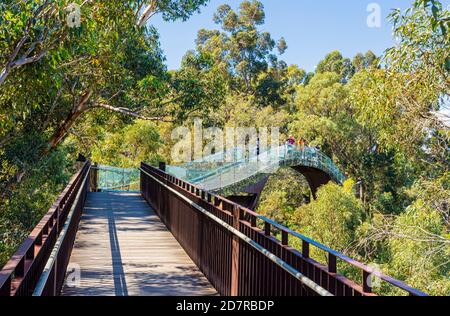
[47,91,93,151]
[0,66,11,86]
[47,108,85,149]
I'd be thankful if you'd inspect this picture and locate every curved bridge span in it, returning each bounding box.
[167,145,346,206]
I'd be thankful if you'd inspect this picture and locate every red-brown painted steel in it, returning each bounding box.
[0,162,91,296]
[140,162,427,297]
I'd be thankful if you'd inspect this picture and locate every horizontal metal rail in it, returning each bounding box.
[141,163,428,296]
[100,181,140,191]
[0,161,91,296]
[140,168,333,297]
[33,166,90,296]
[252,215,427,295]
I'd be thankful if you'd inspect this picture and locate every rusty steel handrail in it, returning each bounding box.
[33,164,91,296]
[140,163,427,296]
[212,192,427,296]
[0,161,91,296]
[250,215,427,296]
[140,167,333,296]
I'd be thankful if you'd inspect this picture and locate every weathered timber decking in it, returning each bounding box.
[61,192,217,296]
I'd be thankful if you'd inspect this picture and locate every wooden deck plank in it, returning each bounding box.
[61,192,218,296]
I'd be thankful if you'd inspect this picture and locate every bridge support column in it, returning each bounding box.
[226,175,270,210]
[291,166,333,199]
[231,205,240,296]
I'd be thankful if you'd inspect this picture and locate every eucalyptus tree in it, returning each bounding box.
[0,1,215,146]
[0,1,210,86]
[386,0,449,92]
[289,71,410,209]
[316,51,354,82]
[137,0,209,27]
[0,1,68,86]
[193,0,288,95]
[316,50,379,83]
[385,0,449,163]
[349,0,449,170]
[352,51,379,73]
[0,0,213,198]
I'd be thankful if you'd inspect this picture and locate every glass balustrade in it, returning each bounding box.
[166,145,346,192]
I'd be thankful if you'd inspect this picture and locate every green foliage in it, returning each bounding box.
[316,51,354,82]
[315,50,379,83]
[91,120,163,168]
[295,71,348,116]
[380,173,449,295]
[350,175,449,296]
[210,94,290,130]
[257,168,311,225]
[172,51,228,120]
[0,144,73,268]
[383,0,449,164]
[352,51,379,72]
[387,201,449,296]
[192,0,296,104]
[0,0,214,156]
[387,0,449,81]
[290,180,364,262]
[152,0,210,22]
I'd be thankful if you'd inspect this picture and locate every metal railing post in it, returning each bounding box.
[230,205,240,296]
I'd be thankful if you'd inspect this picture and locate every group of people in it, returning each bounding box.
[286,135,307,148]
[285,135,322,153]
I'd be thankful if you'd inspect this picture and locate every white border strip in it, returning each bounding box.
[141,168,333,297]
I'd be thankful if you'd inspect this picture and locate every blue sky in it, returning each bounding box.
[149,0,449,72]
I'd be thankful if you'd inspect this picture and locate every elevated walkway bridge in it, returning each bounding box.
[0,160,426,296]
[167,145,346,209]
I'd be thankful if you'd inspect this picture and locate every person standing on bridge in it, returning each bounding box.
[286,135,295,146]
[256,136,261,161]
[298,137,305,150]
[286,135,296,155]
